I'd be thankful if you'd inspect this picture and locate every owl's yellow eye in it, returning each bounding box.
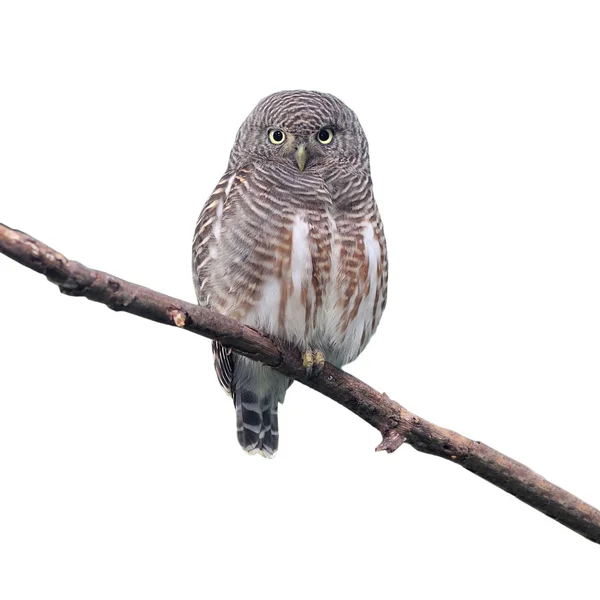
[269,129,286,144]
[317,128,334,144]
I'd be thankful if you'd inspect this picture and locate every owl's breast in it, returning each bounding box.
[243,208,386,367]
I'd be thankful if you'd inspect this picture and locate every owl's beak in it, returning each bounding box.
[295,144,307,172]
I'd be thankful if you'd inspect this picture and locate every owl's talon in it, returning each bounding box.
[313,350,325,376]
[302,349,325,378]
[302,350,314,376]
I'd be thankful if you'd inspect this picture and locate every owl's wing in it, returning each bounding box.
[211,340,234,397]
[192,171,234,304]
[193,171,236,397]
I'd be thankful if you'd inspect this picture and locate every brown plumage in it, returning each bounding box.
[192,90,388,457]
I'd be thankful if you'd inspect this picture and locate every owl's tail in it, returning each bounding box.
[235,388,279,458]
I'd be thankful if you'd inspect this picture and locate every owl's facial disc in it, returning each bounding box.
[295,144,307,172]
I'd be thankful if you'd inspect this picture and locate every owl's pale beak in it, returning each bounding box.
[295,144,307,172]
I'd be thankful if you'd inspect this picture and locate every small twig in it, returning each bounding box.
[1,222,599,544]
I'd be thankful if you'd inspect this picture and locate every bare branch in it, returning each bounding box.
[1,222,599,544]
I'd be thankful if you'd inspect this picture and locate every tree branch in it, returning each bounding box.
[1,222,599,544]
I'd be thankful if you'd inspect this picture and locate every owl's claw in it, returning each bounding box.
[313,350,325,376]
[302,349,325,378]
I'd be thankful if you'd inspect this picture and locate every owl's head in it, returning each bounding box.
[228,90,369,173]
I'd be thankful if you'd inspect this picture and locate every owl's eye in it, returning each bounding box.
[317,128,334,144]
[269,129,286,144]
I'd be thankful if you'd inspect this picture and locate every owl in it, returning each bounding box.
[192,90,388,457]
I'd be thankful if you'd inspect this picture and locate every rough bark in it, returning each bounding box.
[1,222,599,544]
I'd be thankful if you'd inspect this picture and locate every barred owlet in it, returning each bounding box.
[192,91,387,457]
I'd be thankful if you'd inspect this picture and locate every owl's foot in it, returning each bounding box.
[302,349,326,378]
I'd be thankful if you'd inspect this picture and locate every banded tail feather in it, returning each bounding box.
[235,388,279,458]
[213,342,285,457]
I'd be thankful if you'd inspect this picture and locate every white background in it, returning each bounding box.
[1,1,599,598]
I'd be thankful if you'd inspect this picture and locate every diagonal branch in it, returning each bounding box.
[1,222,599,544]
